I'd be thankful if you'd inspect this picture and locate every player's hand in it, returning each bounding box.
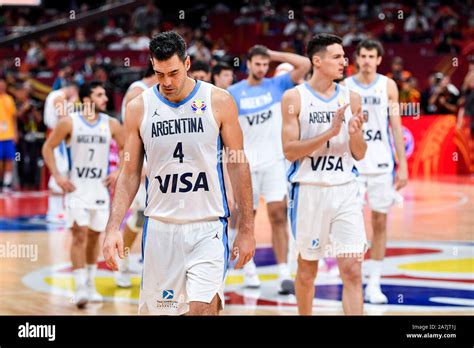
[349,107,364,135]
[104,170,119,189]
[231,225,256,270]
[395,164,408,190]
[329,104,349,137]
[103,230,125,271]
[54,175,76,193]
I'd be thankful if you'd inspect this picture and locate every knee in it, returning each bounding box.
[72,231,87,246]
[268,207,288,226]
[340,261,362,285]
[372,213,386,232]
[297,263,317,285]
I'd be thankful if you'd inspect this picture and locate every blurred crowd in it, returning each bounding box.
[0,0,473,191]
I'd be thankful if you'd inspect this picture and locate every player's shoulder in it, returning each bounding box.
[227,80,246,94]
[282,84,301,99]
[211,85,235,107]
[384,75,397,89]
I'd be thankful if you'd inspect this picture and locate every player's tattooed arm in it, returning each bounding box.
[104,96,144,271]
[282,88,339,162]
[387,78,408,189]
[348,90,367,161]
[212,87,256,269]
[41,117,75,192]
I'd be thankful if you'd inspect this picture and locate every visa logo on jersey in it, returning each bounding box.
[246,110,272,126]
[155,172,209,193]
[75,167,103,179]
[363,129,382,141]
[310,156,344,172]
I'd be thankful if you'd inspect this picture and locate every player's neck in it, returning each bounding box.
[161,77,196,104]
[307,73,335,96]
[82,112,100,124]
[246,75,263,86]
[356,71,378,85]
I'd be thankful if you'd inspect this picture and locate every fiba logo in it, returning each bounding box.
[402,126,415,159]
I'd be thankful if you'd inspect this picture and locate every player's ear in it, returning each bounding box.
[376,56,382,67]
[184,56,190,71]
[312,54,320,68]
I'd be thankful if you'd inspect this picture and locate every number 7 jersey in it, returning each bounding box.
[139,81,230,223]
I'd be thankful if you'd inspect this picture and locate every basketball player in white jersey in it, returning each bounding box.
[115,62,158,288]
[103,31,255,315]
[282,34,367,315]
[42,81,124,308]
[343,39,408,304]
[43,82,79,223]
[228,45,310,293]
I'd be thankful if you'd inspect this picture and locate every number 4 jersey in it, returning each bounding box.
[67,112,112,210]
[139,80,229,223]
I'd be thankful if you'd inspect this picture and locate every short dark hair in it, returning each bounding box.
[190,60,210,73]
[149,31,187,62]
[79,81,104,102]
[356,39,384,57]
[143,60,155,78]
[247,45,270,61]
[306,33,343,59]
[211,62,233,76]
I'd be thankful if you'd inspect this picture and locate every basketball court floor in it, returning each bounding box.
[0,176,473,315]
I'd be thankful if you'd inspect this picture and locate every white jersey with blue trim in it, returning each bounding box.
[121,80,149,123]
[228,73,294,171]
[288,83,357,186]
[139,80,229,223]
[344,74,394,174]
[66,112,111,210]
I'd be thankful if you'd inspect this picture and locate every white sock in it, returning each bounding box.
[73,268,87,290]
[86,264,97,288]
[3,171,12,186]
[243,258,257,275]
[368,260,383,288]
[277,263,290,280]
[48,195,64,218]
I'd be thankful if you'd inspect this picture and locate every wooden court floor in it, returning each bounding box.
[0,176,473,315]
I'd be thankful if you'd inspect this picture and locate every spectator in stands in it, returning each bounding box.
[16,82,45,189]
[408,22,432,43]
[117,30,150,50]
[189,60,211,82]
[211,62,234,89]
[0,77,17,192]
[93,65,115,113]
[283,14,309,36]
[387,56,412,90]
[68,27,94,50]
[103,18,124,37]
[312,16,334,34]
[25,40,46,74]
[132,0,161,36]
[399,77,421,104]
[342,26,368,46]
[404,9,429,33]
[425,73,459,114]
[435,22,462,55]
[379,23,402,43]
[187,38,212,63]
[52,63,75,90]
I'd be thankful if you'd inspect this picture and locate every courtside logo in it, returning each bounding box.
[191,100,206,114]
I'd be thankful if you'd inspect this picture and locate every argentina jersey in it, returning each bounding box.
[345,74,394,174]
[67,111,111,209]
[139,80,229,223]
[228,73,294,171]
[288,83,357,186]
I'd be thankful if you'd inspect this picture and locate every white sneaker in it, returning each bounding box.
[74,287,88,308]
[365,285,388,304]
[243,260,260,288]
[86,281,103,302]
[115,271,132,288]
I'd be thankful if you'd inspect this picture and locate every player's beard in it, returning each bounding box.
[251,72,263,81]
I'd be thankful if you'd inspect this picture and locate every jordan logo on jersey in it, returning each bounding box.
[310,156,344,172]
[155,172,209,193]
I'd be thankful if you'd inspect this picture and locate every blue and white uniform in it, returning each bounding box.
[138,80,229,315]
[345,74,395,213]
[288,83,367,260]
[66,112,112,231]
[228,73,294,208]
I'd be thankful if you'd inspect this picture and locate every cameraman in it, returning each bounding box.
[422,72,459,114]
